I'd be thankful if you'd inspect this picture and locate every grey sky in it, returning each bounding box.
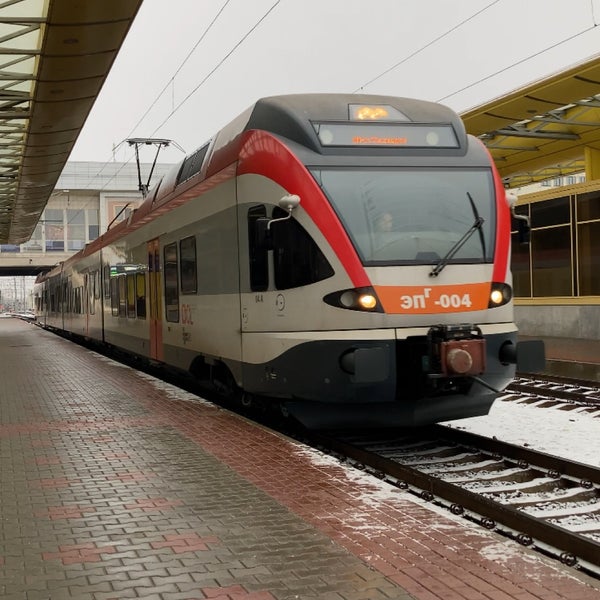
[69,0,600,167]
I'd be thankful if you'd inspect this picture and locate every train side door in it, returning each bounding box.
[147,238,163,360]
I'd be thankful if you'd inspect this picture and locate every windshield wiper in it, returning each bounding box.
[430,192,485,277]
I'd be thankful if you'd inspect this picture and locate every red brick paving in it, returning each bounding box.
[43,542,118,565]
[1,318,599,600]
[34,476,82,488]
[38,504,98,520]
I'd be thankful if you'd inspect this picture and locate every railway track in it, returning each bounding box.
[308,424,600,577]
[507,374,600,408]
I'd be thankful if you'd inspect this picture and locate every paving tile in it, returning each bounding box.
[1,318,600,600]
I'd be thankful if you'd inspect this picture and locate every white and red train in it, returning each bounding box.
[34,93,544,427]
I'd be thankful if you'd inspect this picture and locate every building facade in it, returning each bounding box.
[0,161,173,310]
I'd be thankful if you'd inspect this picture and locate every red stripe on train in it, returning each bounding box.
[237,130,370,288]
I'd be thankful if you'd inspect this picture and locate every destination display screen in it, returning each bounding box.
[312,122,459,148]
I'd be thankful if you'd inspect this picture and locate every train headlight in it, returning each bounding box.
[358,294,377,310]
[490,289,504,305]
[324,287,383,312]
[488,282,512,308]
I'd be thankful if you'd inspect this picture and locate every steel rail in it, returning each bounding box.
[432,424,600,483]
[508,381,600,404]
[311,431,600,570]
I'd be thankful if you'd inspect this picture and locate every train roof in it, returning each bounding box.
[36,94,471,283]
[149,93,468,204]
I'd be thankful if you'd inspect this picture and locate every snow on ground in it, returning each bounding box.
[444,396,600,468]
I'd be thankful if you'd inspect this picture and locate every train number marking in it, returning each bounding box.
[181,303,194,325]
[375,283,490,314]
[434,294,473,309]
[400,287,431,309]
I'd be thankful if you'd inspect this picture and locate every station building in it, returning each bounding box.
[0,161,172,310]
[0,161,172,261]
[512,176,600,341]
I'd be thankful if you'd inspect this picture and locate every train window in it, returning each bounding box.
[248,205,269,291]
[94,270,101,300]
[89,273,95,315]
[164,242,180,322]
[271,208,334,290]
[136,272,146,319]
[103,265,111,299]
[180,236,197,294]
[76,286,80,314]
[127,274,136,318]
[311,167,495,265]
[63,281,69,313]
[177,143,209,184]
[118,276,127,317]
[111,277,119,316]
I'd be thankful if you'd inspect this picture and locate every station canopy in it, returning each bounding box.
[0,0,142,245]
[462,53,600,188]
[1,3,600,245]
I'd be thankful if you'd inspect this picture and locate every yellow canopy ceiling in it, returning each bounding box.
[0,0,143,244]
[461,53,600,188]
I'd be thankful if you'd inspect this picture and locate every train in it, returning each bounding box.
[33,93,545,428]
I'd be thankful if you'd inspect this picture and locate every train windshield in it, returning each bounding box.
[309,167,496,265]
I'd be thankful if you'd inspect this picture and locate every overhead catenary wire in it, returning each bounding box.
[437,22,600,104]
[75,0,281,196]
[352,0,502,94]
[75,0,234,195]
[59,0,283,230]
[62,1,600,205]
[126,0,233,139]
[148,0,282,138]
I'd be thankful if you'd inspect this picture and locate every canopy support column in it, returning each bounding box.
[584,147,600,181]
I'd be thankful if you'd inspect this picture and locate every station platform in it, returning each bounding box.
[1,317,600,600]
[520,334,600,381]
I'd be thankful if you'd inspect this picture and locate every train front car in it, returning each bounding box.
[234,94,542,427]
[237,94,544,427]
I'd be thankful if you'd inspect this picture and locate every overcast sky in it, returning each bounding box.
[69,0,600,168]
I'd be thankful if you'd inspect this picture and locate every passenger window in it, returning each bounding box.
[127,274,136,318]
[103,265,111,298]
[271,208,334,290]
[94,270,101,300]
[118,276,126,317]
[248,205,269,291]
[110,276,119,316]
[136,272,146,319]
[180,236,197,294]
[164,242,179,322]
[74,287,80,314]
[89,272,95,315]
